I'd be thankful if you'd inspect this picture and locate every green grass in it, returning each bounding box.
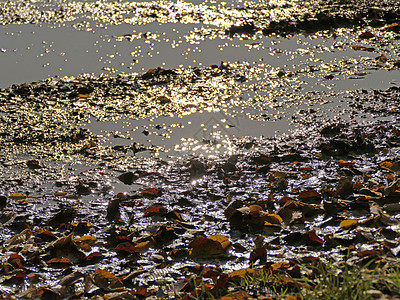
[181,259,400,299]
[233,260,400,300]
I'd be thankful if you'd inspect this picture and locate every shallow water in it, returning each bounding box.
[0,1,399,297]
[1,14,399,157]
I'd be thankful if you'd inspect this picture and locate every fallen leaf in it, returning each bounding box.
[6,228,32,246]
[118,172,138,185]
[27,160,41,169]
[9,192,27,200]
[135,240,155,252]
[140,188,162,198]
[297,190,321,202]
[228,268,254,281]
[359,31,375,39]
[81,252,103,265]
[144,204,167,217]
[340,219,358,229]
[376,55,388,63]
[115,242,140,255]
[384,23,400,32]
[220,291,251,300]
[46,257,73,267]
[93,269,124,291]
[189,235,231,258]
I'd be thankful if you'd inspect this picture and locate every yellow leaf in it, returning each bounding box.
[249,204,263,212]
[74,235,97,244]
[220,291,252,300]
[380,161,400,172]
[265,214,283,224]
[340,219,358,229]
[271,262,290,270]
[352,45,366,51]
[135,240,155,252]
[228,268,254,280]
[54,191,67,196]
[78,93,90,98]
[75,241,91,251]
[337,160,353,167]
[208,234,231,251]
[9,192,27,199]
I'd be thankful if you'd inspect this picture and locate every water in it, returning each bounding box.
[2,11,399,158]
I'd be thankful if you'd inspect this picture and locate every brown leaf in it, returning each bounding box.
[81,252,103,265]
[359,31,375,39]
[297,190,321,202]
[189,235,230,258]
[220,291,251,300]
[35,228,57,241]
[249,247,267,263]
[27,160,41,169]
[144,204,167,217]
[228,268,254,282]
[152,226,178,245]
[118,172,138,185]
[115,242,140,254]
[251,154,271,165]
[46,257,73,267]
[304,230,324,246]
[93,269,124,291]
[140,188,162,198]
[337,177,354,198]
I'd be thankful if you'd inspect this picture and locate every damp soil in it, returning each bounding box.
[0,0,400,299]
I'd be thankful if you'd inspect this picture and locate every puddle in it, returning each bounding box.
[0,1,399,297]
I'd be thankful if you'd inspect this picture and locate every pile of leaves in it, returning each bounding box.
[0,86,399,299]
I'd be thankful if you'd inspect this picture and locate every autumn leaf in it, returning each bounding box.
[81,252,103,265]
[115,242,140,254]
[140,188,162,198]
[249,247,267,263]
[93,269,123,291]
[35,228,57,241]
[304,230,324,246]
[380,161,400,172]
[118,172,138,185]
[251,154,271,165]
[27,160,41,169]
[189,235,231,258]
[6,228,32,246]
[376,55,388,63]
[74,235,97,244]
[359,31,375,39]
[297,190,321,202]
[220,291,251,300]
[144,204,167,217]
[340,219,358,229]
[46,257,73,267]
[9,192,27,200]
[383,23,400,32]
[228,268,254,281]
[135,240,155,253]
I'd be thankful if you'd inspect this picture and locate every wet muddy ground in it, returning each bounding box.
[0,0,400,299]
